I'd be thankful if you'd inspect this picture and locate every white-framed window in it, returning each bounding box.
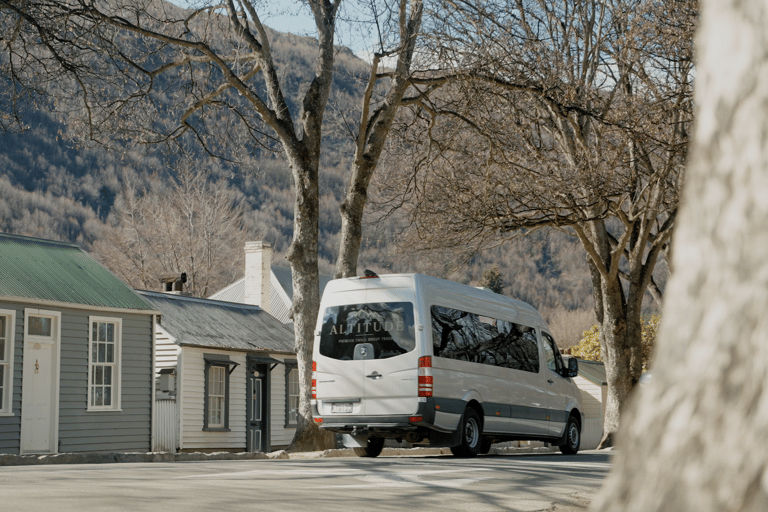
[285,362,299,427]
[203,354,235,431]
[208,365,226,428]
[88,316,122,411]
[0,309,17,416]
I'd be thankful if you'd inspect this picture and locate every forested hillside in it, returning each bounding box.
[0,15,600,345]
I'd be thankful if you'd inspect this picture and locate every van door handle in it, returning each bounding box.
[547,379,554,384]
[367,371,383,380]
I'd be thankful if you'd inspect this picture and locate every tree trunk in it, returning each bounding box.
[578,220,648,449]
[335,161,373,279]
[593,1,768,510]
[595,274,635,449]
[285,154,335,452]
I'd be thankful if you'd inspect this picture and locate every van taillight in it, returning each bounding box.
[311,361,317,399]
[418,356,433,397]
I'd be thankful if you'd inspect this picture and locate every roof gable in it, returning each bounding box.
[138,290,295,353]
[0,233,154,311]
[208,265,334,307]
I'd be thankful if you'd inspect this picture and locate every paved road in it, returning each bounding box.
[0,451,611,512]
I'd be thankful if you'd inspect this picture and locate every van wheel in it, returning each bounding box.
[451,408,482,458]
[559,415,581,455]
[353,436,385,458]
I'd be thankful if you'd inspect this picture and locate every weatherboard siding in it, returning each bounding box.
[179,348,247,451]
[574,375,605,450]
[155,328,180,376]
[0,302,23,453]
[269,356,295,449]
[58,308,153,453]
[0,302,153,454]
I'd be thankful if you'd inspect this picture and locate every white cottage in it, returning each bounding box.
[570,359,606,450]
[209,241,333,323]
[138,288,297,453]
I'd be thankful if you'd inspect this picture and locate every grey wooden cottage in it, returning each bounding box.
[0,233,158,455]
[137,289,296,453]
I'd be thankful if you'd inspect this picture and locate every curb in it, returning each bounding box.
[0,445,558,466]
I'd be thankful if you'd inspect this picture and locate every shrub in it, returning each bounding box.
[569,316,659,371]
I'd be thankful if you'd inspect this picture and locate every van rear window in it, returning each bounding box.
[319,302,416,360]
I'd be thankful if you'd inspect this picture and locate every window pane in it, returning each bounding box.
[0,366,4,410]
[543,339,556,372]
[98,343,106,363]
[104,387,112,406]
[319,302,416,360]
[252,380,261,422]
[95,366,103,385]
[94,387,103,407]
[106,323,114,343]
[0,339,5,361]
[28,316,51,337]
[99,322,107,342]
[106,344,114,363]
[431,306,539,372]
[92,323,98,343]
[208,365,226,427]
[104,366,112,385]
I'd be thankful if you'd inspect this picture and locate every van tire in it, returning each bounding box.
[353,436,385,458]
[451,408,483,458]
[480,437,493,455]
[558,415,581,455]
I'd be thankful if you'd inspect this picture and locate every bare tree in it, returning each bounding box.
[593,1,768,510]
[1,0,433,450]
[377,0,695,446]
[94,164,247,297]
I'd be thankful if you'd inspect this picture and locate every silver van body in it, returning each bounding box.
[311,273,582,456]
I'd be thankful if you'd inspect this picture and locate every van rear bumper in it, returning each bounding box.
[312,398,437,436]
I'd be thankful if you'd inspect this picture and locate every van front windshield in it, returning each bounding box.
[319,302,416,360]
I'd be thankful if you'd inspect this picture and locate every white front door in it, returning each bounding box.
[20,310,61,455]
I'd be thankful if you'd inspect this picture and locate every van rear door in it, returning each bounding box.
[315,301,419,417]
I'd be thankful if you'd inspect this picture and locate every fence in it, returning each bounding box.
[153,398,178,452]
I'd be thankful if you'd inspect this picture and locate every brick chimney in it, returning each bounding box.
[244,241,272,313]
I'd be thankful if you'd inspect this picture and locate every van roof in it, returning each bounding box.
[325,272,541,319]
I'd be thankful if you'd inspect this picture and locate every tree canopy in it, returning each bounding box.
[377,0,696,446]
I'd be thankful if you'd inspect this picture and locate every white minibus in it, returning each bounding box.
[311,272,582,457]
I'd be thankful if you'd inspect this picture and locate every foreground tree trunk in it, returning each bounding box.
[593,1,768,510]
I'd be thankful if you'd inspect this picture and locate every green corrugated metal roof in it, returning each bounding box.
[0,233,154,311]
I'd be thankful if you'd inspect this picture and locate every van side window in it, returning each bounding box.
[431,306,539,373]
[542,332,565,374]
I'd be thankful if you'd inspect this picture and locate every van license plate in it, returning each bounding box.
[331,403,353,413]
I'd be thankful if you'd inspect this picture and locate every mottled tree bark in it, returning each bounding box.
[593,1,768,510]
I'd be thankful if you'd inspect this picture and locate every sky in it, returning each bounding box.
[169,1,372,57]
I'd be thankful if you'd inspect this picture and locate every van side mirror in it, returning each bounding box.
[565,358,578,378]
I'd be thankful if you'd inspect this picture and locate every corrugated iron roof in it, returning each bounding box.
[0,233,155,311]
[138,290,295,353]
[577,359,607,386]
